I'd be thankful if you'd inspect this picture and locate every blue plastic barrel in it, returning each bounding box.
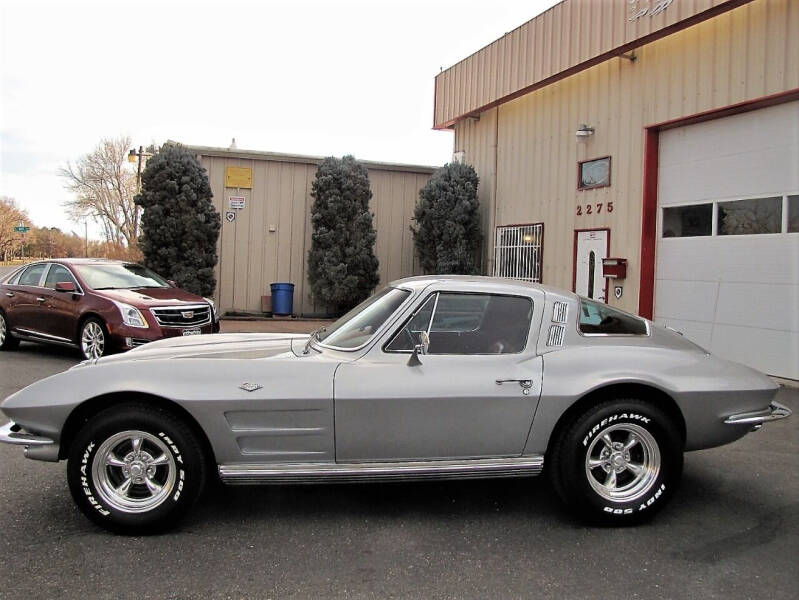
[270,282,295,315]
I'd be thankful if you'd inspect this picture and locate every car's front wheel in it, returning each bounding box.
[79,318,108,360]
[0,310,20,351]
[67,403,207,534]
[549,398,683,524]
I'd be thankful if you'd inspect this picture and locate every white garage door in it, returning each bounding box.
[655,100,799,380]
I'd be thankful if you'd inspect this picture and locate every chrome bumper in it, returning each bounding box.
[724,401,793,426]
[0,421,54,446]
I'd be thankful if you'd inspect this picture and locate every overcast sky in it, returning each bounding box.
[1,0,559,237]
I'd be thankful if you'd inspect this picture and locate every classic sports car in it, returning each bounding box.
[0,276,791,533]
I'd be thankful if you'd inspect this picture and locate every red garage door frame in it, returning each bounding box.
[637,87,799,320]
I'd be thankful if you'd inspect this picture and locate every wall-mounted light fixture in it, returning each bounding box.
[576,124,595,140]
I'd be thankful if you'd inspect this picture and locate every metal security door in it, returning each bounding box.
[494,224,543,282]
[574,229,608,302]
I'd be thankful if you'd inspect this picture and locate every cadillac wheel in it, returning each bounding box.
[67,403,207,534]
[0,311,20,351]
[80,318,107,360]
[549,398,683,524]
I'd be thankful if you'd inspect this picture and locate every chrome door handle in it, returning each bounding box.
[36,297,46,303]
[5,292,13,298]
[495,379,533,389]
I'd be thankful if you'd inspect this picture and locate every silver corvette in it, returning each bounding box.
[0,276,791,533]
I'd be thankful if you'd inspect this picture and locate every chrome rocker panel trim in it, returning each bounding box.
[219,455,545,485]
[724,401,792,426]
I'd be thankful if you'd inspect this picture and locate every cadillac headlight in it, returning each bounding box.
[114,301,149,328]
[204,297,219,322]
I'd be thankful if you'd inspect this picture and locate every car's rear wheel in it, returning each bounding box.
[80,318,108,359]
[0,311,20,351]
[548,398,683,524]
[67,403,207,534]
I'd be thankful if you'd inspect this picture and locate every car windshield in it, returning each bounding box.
[317,287,411,349]
[74,263,170,290]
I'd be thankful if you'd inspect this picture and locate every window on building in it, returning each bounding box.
[718,196,782,235]
[493,224,543,282]
[385,292,533,354]
[788,195,799,233]
[662,204,712,237]
[578,298,648,335]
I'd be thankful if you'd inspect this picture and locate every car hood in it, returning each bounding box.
[92,287,206,307]
[80,333,309,365]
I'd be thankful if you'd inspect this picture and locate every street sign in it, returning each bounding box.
[13,226,30,233]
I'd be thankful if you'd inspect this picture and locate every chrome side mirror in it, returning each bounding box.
[407,331,430,367]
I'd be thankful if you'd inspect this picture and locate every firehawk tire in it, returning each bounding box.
[67,403,207,534]
[549,398,683,524]
[0,311,20,351]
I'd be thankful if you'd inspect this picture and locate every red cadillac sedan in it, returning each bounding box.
[0,259,219,359]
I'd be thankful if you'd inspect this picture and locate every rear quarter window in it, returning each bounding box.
[578,298,648,335]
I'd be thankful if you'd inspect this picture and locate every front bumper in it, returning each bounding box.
[0,421,59,461]
[724,401,792,427]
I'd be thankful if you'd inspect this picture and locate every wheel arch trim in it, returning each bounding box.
[536,382,687,458]
[58,391,217,469]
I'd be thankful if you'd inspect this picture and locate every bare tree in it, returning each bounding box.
[59,136,141,248]
[0,196,29,261]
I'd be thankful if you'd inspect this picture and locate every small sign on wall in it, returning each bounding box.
[225,211,236,223]
[229,196,246,210]
[225,166,252,188]
[578,156,611,190]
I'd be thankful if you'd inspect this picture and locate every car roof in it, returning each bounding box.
[388,274,575,299]
[52,258,129,265]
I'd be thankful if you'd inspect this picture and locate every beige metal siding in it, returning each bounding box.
[434,0,754,128]
[200,153,432,316]
[458,0,797,313]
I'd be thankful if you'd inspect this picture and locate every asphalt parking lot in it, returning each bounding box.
[0,340,797,600]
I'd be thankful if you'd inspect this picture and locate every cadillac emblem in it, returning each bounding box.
[238,383,263,392]
[182,311,195,319]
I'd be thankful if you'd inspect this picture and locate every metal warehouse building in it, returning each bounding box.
[190,144,434,317]
[435,0,798,380]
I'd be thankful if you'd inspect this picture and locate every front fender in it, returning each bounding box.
[2,353,341,464]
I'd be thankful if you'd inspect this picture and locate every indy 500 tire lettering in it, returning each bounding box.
[67,403,206,534]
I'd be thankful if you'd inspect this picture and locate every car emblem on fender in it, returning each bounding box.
[238,382,263,392]
[182,311,195,319]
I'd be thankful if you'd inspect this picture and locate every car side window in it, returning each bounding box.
[385,292,533,354]
[578,298,648,335]
[44,265,77,289]
[17,264,47,287]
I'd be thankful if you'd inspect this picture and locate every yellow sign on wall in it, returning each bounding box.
[225,166,253,189]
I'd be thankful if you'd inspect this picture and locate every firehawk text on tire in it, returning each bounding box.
[67,403,207,534]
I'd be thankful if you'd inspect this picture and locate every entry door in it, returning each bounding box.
[575,230,608,302]
[333,290,543,462]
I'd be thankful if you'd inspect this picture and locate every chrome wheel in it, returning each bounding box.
[0,313,6,345]
[585,423,660,503]
[91,430,177,514]
[81,321,105,359]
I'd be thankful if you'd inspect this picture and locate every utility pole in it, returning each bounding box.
[85,220,89,258]
[128,146,154,192]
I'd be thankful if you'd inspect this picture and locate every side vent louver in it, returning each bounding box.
[547,325,566,347]
[552,301,568,323]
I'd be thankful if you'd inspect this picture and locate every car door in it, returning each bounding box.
[7,262,49,334]
[40,263,83,341]
[333,290,544,462]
